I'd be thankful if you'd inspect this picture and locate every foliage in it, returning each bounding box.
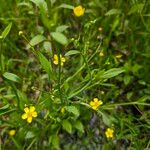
[0,0,150,149]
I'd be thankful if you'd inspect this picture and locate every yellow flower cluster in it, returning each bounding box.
[53,54,66,66]
[73,5,85,17]
[105,128,114,139]
[89,98,103,110]
[22,106,37,123]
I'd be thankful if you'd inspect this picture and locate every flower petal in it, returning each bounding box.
[29,106,35,112]
[27,117,32,123]
[24,107,29,113]
[54,54,58,60]
[92,106,97,110]
[90,101,94,106]
[61,62,64,66]
[32,111,37,117]
[99,100,103,105]
[93,98,98,102]
[22,113,27,119]
[61,57,66,62]
[53,60,58,65]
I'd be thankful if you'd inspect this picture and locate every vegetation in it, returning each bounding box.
[0,0,150,149]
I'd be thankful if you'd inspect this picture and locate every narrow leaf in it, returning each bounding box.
[3,72,21,83]
[27,35,45,49]
[65,50,80,56]
[59,4,74,9]
[102,68,125,79]
[105,9,121,16]
[1,22,12,39]
[56,25,69,32]
[51,32,68,45]
[38,52,52,78]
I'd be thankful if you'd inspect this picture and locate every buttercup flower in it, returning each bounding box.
[99,51,104,57]
[98,27,103,32]
[105,128,114,139]
[115,54,123,59]
[9,130,16,136]
[18,31,23,36]
[89,98,103,110]
[61,107,65,114]
[73,5,85,17]
[53,54,66,66]
[22,106,37,123]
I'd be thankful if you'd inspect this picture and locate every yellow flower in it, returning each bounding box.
[99,51,104,57]
[105,128,114,139]
[61,107,65,114]
[22,106,37,123]
[9,130,16,136]
[73,5,85,17]
[100,91,105,95]
[98,27,103,32]
[53,54,66,66]
[89,98,103,110]
[18,31,23,36]
[115,54,123,59]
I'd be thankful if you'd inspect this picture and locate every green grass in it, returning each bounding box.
[0,0,150,149]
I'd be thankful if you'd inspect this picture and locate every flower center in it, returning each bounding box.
[27,112,32,118]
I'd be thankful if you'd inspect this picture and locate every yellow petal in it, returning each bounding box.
[53,60,58,65]
[93,98,98,102]
[61,57,66,62]
[90,101,94,106]
[61,62,64,66]
[24,107,29,113]
[54,54,58,60]
[92,106,97,110]
[32,111,37,117]
[99,100,103,105]
[29,106,35,112]
[22,113,27,119]
[27,117,32,123]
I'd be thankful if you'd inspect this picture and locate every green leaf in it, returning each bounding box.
[51,32,68,45]
[123,75,131,85]
[3,72,21,83]
[59,4,74,9]
[0,108,16,116]
[138,95,150,102]
[74,121,84,133]
[65,50,80,56]
[101,112,112,126]
[56,25,69,32]
[30,0,47,11]
[43,41,52,52]
[102,68,125,79]
[0,104,9,110]
[17,90,29,109]
[62,120,72,134]
[25,131,35,139]
[65,106,80,117]
[128,3,144,15]
[1,22,12,39]
[27,35,45,49]
[105,9,121,16]
[50,135,59,150]
[37,52,52,79]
